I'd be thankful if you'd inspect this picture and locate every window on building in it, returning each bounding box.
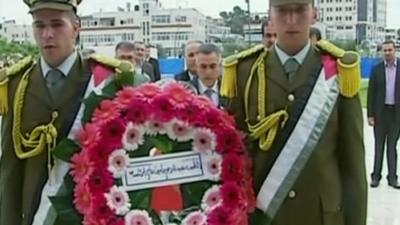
[152,15,170,23]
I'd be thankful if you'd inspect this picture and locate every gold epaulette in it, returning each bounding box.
[221,44,266,98]
[317,39,361,97]
[89,54,135,81]
[0,56,35,115]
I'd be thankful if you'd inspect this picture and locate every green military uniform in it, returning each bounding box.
[222,1,367,225]
[0,1,149,225]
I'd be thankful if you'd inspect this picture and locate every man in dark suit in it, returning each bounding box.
[189,44,227,108]
[174,40,203,81]
[367,39,400,189]
[133,41,156,81]
[145,44,161,81]
[115,41,151,82]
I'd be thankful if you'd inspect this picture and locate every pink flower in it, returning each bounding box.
[125,210,153,225]
[74,181,92,215]
[134,83,161,102]
[221,182,245,208]
[108,149,129,178]
[182,211,206,225]
[207,206,234,225]
[99,118,126,149]
[122,122,145,151]
[202,185,221,211]
[206,154,222,181]
[166,119,193,141]
[125,97,150,124]
[151,94,175,122]
[163,82,193,109]
[215,128,243,153]
[115,87,137,110]
[221,154,244,181]
[76,123,100,149]
[70,151,94,183]
[193,95,215,110]
[176,101,201,123]
[93,100,120,125]
[88,169,114,194]
[105,186,131,215]
[145,120,166,136]
[192,128,216,153]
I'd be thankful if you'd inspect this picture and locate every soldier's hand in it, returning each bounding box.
[368,117,375,126]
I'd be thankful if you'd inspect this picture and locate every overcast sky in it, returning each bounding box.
[1,0,399,28]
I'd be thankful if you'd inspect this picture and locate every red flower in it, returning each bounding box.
[70,150,94,183]
[87,141,114,167]
[93,100,120,125]
[152,94,175,122]
[221,154,244,181]
[74,181,92,215]
[109,217,125,225]
[221,182,245,208]
[115,87,137,110]
[87,195,115,225]
[207,206,234,225]
[163,82,193,108]
[215,127,243,153]
[125,97,150,124]
[76,123,100,149]
[196,108,222,130]
[99,118,126,149]
[88,169,114,194]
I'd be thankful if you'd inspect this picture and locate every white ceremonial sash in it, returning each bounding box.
[256,67,340,220]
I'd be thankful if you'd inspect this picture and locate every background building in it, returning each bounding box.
[0,20,33,43]
[315,0,386,44]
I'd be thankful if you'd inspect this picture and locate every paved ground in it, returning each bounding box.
[364,112,400,225]
[1,112,399,224]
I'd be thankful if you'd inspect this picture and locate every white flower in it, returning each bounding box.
[206,153,222,181]
[201,185,222,211]
[166,119,193,142]
[192,128,216,154]
[123,122,145,151]
[108,149,129,178]
[125,210,154,225]
[105,186,131,215]
[145,120,167,136]
[182,211,207,225]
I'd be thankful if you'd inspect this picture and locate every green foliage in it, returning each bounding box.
[221,37,249,58]
[330,39,357,51]
[219,6,250,35]
[0,38,38,61]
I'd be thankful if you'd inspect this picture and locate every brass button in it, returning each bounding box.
[288,94,295,102]
[257,115,261,121]
[288,190,296,199]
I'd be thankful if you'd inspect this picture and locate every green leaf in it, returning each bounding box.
[129,135,153,158]
[53,139,80,162]
[128,189,152,210]
[150,135,174,154]
[173,141,192,153]
[181,181,213,207]
[81,92,104,123]
[49,195,82,225]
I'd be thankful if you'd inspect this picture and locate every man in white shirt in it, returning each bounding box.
[190,44,227,108]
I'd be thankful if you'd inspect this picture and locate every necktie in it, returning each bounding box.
[284,58,300,81]
[45,69,65,100]
[204,88,214,100]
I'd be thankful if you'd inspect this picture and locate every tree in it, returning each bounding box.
[0,38,38,62]
[219,6,250,35]
[221,37,248,57]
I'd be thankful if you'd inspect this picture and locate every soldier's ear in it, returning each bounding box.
[311,7,317,25]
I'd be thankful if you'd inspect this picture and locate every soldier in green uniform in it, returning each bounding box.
[0,1,148,224]
[221,0,367,225]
